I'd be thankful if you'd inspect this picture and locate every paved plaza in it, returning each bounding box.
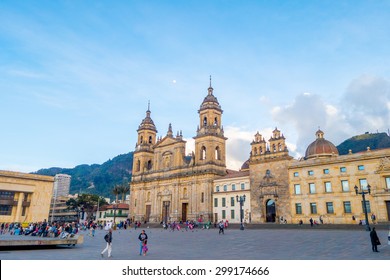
[0,226,389,260]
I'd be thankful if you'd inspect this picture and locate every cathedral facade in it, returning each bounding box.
[129,82,227,223]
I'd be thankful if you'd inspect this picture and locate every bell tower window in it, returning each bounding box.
[136,160,141,172]
[215,147,221,160]
[203,117,207,127]
[201,146,206,160]
[149,136,152,143]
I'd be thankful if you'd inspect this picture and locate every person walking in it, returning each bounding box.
[138,229,148,255]
[309,217,314,227]
[370,227,381,252]
[218,221,224,235]
[101,228,113,258]
[371,213,376,224]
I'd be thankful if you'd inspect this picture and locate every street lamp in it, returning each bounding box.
[236,195,246,230]
[354,184,371,231]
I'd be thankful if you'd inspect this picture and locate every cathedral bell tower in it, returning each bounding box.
[132,103,157,174]
[193,77,227,168]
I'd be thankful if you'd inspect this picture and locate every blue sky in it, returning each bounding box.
[1,1,390,172]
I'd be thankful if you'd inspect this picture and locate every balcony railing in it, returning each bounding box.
[104,213,128,218]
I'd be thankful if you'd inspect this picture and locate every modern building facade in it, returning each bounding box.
[288,130,390,224]
[130,81,227,223]
[0,170,54,223]
[53,174,71,198]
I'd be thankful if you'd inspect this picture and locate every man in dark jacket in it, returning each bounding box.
[370,227,380,252]
[101,228,113,258]
[138,230,148,255]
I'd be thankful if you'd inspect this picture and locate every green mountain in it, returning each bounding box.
[33,152,133,198]
[337,132,390,155]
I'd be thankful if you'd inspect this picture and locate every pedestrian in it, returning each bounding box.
[218,221,224,235]
[370,227,381,252]
[142,240,148,256]
[138,229,148,255]
[371,213,376,224]
[101,228,113,258]
[309,217,314,227]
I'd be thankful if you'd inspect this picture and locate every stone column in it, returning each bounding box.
[14,192,24,223]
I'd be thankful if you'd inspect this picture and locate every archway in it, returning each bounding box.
[266,199,276,222]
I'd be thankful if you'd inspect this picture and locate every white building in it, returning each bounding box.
[213,169,251,224]
[53,174,71,198]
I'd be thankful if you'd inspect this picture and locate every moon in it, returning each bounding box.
[172,80,177,84]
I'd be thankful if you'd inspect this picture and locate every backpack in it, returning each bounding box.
[104,233,109,242]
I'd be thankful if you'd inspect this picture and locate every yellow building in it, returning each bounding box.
[248,128,293,223]
[288,130,390,224]
[130,81,227,223]
[0,170,54,223]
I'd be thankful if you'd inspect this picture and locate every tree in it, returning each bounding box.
[112,185,121,203]
[66,194,108,222]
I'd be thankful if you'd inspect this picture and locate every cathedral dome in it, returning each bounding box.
[240,159,250,170]
[305,129,339,159]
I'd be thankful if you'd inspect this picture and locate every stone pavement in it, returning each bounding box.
[0,226,389,260]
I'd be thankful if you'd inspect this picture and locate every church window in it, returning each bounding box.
[136,160,141,172]
[201,146,206,160]
[148,136,152,143]
[254,147,258,155]
[293,172,299,177]
[272,144,276,152]
[340,167,347,173]
[147,160,152,170]
[260,147,263,154]
[214,117,218,126]
[203,117,207,127]
[308,170,314,176]
[140,136,143,143]
[215,147,221,160]
[358,165,365,171]
[278,143,282,151]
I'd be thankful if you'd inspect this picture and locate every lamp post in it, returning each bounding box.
[354,184,371,231]
[236,195,246,230]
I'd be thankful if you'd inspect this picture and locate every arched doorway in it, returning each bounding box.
[266,199,276,222]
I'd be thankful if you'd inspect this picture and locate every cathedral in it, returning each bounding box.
[130,80,390,224]
[129,80,227,223]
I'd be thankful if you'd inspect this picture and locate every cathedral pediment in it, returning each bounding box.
[154,136,185,148]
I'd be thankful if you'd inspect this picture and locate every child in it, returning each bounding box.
[142,240,148,256]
